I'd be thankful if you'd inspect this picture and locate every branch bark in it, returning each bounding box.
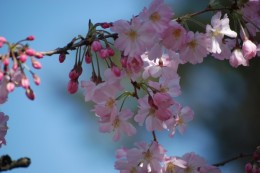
[0,155,31,172]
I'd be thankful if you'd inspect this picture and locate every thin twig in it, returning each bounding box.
[213,153,252,167]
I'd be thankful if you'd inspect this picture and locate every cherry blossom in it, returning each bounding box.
[111,17,155,57]
[139,0,173,33]
[0,112,9,147]
[206,12,237,54]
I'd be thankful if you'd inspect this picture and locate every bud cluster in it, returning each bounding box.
[0,36,43,103]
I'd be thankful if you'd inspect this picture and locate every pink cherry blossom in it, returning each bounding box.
[229,49,248,68]
[212,38,235,60]
[242,39,257,60]
[99,108,136,141]
[175,105,194,134]
[179,31,209,64]
[115,141,166,172]
[162,20,187,51]
[0,112,9,147]
[139,0,173,33]
[175,152,207,173]
[134,93,174,131]
[111,17,155,57]
[124,55,144,81]
[206,12,237,54]
[163,156,187,173]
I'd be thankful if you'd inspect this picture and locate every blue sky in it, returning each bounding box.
[0,1,245,173]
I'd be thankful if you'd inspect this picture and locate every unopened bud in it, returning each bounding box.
[32,60,42,69]
[26,48,35,56]
[26,87,35,100]
[91,40,102,52]
[19,54,28,63]
[26,35,35,41]
[112,65,121,77]
[6,82,15,92]
[67,80,78,94]
[33,74,40,85]
[35,52,43,59]
[101,22,112,29]
[21,77,30,89]
[59,53,66,63]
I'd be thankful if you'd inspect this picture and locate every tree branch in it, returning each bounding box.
[213,153,252,167]
[0,155,31,172]
[40,33,118,56]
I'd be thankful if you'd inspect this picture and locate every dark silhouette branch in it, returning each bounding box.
[40,33,118,56]
[213,153,252,167]
[0,155,31,172]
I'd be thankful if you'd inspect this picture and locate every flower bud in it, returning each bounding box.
[6,82,15,92]
[101,22,112,29]
[33,74,41,85]
[99,48,109,59]
[59,53,66,63]
[26,35,35,41]
[112,65,121,77]
[21,77,30,89]
[26,48,35,56]
[67,80,78,94]
[91,40,102,52]
[32,60,42,69]
[34,52,44,59]
[243,39,257,60]
[85,53,92,64]
[19,54,28,63]
[26,87,35,100]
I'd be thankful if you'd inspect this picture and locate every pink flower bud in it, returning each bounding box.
[67,80,78,94]
[59,53,66,63]
[26,48,35,56]
[243,39,257,60]
[0,71,3,81]
[26,88,35,100]
[91,40,102,52]
[85,54,92,64]
[101,22,112,29]
[0,37,6,48]
[19,54,28,63]
[112,65,121,77]
[0,37,7,43]
[99,48,109,59]
[33,74,41,85]
[6,82,15,92]
[26,35,35,41]
[21,77,30,89]
[32,60,42,69]
[107,47,115,56]
[69,65,82,80]
[121,57,127,68]
[245,163,253,173]
[34,52,43,59]
[2,57,9,66]
[229,49,248,68]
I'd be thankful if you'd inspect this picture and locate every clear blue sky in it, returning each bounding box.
[0,1,244,173]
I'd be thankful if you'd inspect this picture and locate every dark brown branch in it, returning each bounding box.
[40,33,118,56]
[0,155,31,172]
[213,153,252,167]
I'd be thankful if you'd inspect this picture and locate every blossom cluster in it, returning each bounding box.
[0,0,259,172]
[74,0,260,172]
[0,36,42,104]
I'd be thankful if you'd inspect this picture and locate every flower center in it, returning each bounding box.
[143,149,152,161]
[188,40,197,49]
[166,162,176,173]
[172,28,181,38]
[112,117,120,128]
[127,30,138,41]
[106,98,115,108]
[150,12,161,22]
